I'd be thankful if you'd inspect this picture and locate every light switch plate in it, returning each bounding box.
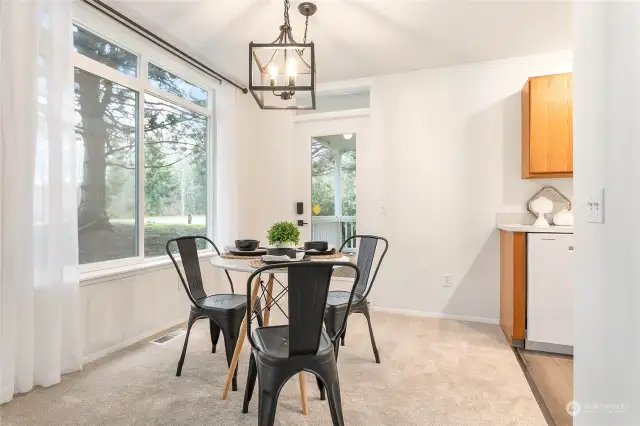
[587,188,605,224]
[443,274,453,287]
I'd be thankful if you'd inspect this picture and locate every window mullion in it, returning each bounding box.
[143,84,212,118]
[137,59,147,260]
[73,52,144,93]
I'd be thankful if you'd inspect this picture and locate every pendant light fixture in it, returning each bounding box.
[249,0,317,110]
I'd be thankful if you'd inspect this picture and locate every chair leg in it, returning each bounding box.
[363,305,381,364]
[314,360,345,426]
[254,301,264,328]
[325,309,345,362]
[243,353,258,413]
[176,312,198,377]
[223,329,240,391]
[341,327,346,346]
[209,320,221,353]
[316,376,326,400]
[257,371,283,426]
[325,377,345,426]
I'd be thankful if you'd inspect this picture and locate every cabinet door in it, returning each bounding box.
[529,73,573,174]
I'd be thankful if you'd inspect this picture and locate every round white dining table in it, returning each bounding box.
[210,253,350,414]
[209,253,349,273]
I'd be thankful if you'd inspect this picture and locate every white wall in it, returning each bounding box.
[573,3,639,424]
[238,108,296,239]
[366,50,573,322]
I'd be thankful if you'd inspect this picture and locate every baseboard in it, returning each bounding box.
[83,319,184,364]
[82,309,498,364]
[372,306,499,325]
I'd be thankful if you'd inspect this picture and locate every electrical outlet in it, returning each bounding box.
[587,188,605,224]
[443,274,453,287]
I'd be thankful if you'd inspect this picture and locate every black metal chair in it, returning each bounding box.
[166,236,246,391]
[241,261,360,426]
[324,235,389,363]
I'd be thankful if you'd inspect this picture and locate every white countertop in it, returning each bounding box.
[497,224,573,234]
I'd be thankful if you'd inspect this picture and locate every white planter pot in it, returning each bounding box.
[275,242,295,248]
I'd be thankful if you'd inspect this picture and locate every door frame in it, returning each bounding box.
[292,109,370,245]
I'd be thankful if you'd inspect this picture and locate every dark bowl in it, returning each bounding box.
[304,241,329,252]
[235,239,260,251]
[266,248,298,258]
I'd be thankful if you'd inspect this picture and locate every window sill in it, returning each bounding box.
[80,251,216,287]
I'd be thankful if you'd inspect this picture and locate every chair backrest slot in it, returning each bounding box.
[175,238,207,301]
[167,236,227,305]
[354,237,379,296]
[287,263,334,356]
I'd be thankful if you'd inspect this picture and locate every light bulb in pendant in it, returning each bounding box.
[286,58,297,86]
[268,63,278,87]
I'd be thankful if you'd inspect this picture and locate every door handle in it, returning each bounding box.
[297,220,308,226]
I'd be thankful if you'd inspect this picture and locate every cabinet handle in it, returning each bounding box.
[568,245,574,251]
[541,237,556,241]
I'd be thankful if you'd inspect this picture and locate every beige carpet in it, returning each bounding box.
[0,312,544,425]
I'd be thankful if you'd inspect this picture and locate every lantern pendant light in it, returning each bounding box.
[249,1,317,110]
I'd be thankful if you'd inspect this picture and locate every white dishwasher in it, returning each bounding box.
[526,233,574,354]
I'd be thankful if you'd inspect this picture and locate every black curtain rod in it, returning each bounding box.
[82,0,248,94]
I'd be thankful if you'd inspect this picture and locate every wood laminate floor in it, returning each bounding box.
[516,348,574,426]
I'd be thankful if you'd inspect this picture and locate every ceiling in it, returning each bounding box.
[111,0,572,86]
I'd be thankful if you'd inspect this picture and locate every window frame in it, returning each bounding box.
[73,3,217,273]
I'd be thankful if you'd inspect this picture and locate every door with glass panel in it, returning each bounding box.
[309,135,356,250]
[293,116,368,251]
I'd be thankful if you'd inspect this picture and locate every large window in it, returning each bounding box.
[143,93,208,256]
[73,20,213,267]
[75,68,139,263]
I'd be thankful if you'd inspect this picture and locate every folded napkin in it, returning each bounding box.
[225,246,263,252]
[261,255,296,262]
[305,248,336,253]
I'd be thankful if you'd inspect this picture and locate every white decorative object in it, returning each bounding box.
[275,242,295,249]
[553,209,574,226]
[527,186,572,223]
[530,196,553,227]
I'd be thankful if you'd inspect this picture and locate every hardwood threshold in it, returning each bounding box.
[512,347,556,426]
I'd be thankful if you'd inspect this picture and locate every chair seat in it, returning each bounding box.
[326,290,362,308]
[252,325,333,359]
[197,293,246,310]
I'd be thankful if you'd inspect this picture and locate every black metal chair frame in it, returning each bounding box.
[166,236,247,391]
[325,235,389,363]
[241,261,361,426]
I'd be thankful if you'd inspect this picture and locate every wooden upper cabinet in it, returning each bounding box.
[521,73,573,178]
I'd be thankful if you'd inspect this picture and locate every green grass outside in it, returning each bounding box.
[79,222,207,265]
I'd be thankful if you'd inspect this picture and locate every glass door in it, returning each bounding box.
[292,115,368,248]
[310,134,356,251]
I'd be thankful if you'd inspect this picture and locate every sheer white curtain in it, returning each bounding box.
[0,0,82,404]
[214,83,242,246]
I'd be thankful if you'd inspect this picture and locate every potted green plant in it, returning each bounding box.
[267,221,300,249]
